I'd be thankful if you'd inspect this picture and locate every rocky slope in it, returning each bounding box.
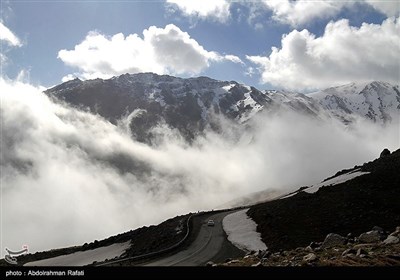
[218,226,400,267]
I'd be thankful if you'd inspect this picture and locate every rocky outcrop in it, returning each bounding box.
[380,148,391,158]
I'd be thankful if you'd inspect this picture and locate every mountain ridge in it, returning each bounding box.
[45,73,399,143]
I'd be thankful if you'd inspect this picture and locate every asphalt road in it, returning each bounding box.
[144,211,243,266]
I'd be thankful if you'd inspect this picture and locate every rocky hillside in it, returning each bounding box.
[218,226,400,267]
[247,148,400,252]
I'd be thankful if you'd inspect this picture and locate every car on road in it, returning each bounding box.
[207,220,215,226]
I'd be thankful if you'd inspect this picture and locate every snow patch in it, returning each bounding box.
[197,98,208,121]
[24,241,131,266]
[306,170,370,194]
[222,84,235,92]
[223,209,267,252]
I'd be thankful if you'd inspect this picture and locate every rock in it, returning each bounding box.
[359,230,384,243]
[260,251,271,259]
[380,148,390,158]
[305,246,314,252]
[257,250,269,259]
[346,233,355,243]
[225,258,232,263]
[356,248,368,257]
[389,227,400,237]
[353,244,374,249]
[252,262,263,267]
[206,261,214,266]
[383,235,399,245]
[342,248,356,257]
[309,241,320,249]
[372,226,384,233]
[321,233,347,248]
[303,253,317,262]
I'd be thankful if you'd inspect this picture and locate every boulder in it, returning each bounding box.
[321,233,347,248]
[389,227,400,237]
[383,235,399,245]
[356,248,368,257]
[372,226,384,233]
[303,253,317,262]
[380,148,390,158]
[359,230,384,243]
[342,248,356,257]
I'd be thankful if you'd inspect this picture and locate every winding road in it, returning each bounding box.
[144,211,243,266]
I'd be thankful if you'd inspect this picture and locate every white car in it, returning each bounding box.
[207,220,215,226]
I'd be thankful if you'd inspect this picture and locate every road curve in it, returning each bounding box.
[144,211,242,266]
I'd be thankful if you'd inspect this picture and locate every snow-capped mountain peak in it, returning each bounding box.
[45,74,399,143]
[309,81,400,124]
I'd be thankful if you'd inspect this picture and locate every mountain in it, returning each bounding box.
[309,81,400,124]
[45,74,399,143]
[46,73,260,142]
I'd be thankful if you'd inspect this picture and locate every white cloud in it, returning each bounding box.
[224,54,244,65]
[247,1,400,27]
[165,1,400,28]
[166,0,231,23]
[247,17,400,90]
[365,0,400,17]
[0,53,7,65]
[61,74,78,83]
[58,24,240,81]
[0,22,22,47]
[262,0,348,27]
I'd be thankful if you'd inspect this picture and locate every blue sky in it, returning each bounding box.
[1,0,399,91]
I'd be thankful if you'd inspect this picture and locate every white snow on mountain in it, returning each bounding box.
[24,241,130,266]
[309,81,400,124]
[305,170,370,194]
[49,74,400,133]
[223,209,267,252]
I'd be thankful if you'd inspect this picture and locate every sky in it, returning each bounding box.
[1,0,399,91]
